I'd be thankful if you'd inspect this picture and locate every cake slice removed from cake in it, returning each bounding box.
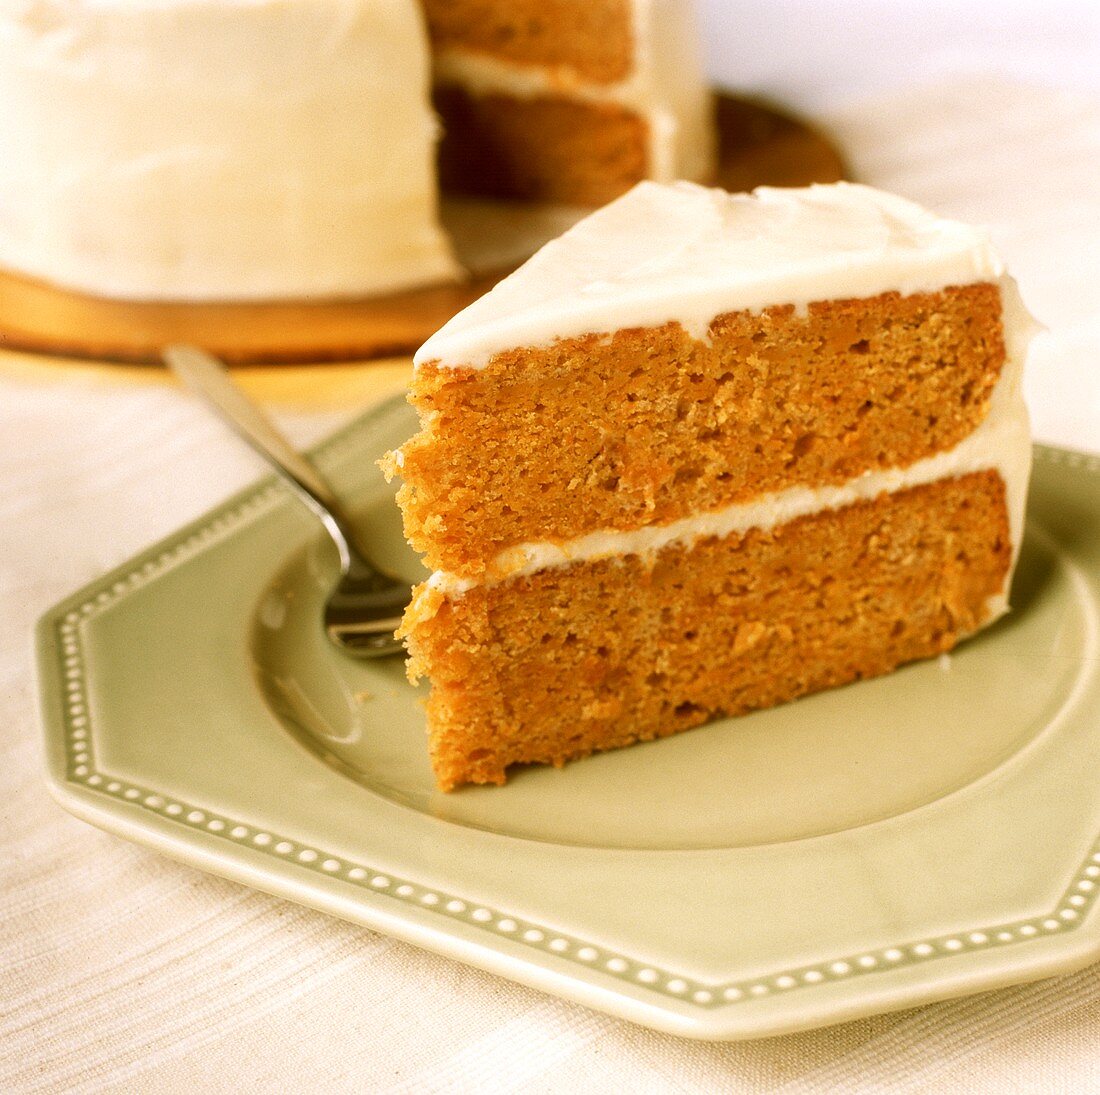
[387,181,1035,791]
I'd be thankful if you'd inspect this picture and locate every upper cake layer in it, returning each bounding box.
[415,181,1005,369]
[0,0,460,301]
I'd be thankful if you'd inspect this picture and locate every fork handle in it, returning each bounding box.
[163,344,359,570]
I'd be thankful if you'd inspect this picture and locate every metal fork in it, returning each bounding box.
[163,345,407,657]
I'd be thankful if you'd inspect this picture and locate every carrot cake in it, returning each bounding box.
[0,0,714,301]
[388,180,1035,791]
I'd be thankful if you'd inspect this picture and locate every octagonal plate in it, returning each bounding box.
[36,396,1100,1040]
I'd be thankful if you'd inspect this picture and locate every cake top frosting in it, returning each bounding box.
[415,180,1006,369]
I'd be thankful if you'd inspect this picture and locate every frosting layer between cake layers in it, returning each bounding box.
[0,0,460,300]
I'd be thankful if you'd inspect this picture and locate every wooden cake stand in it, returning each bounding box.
[0,95,846,366]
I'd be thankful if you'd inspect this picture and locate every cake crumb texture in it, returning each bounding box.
[434,88,649,205]
[399,284,1007,577]
[422,0,634,83]
[404,471,1012,791]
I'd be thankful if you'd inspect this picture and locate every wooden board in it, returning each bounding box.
[0,94,846,366]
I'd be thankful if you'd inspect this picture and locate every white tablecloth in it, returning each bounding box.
[4,69,1100,1094]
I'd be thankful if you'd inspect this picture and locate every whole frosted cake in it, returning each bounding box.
[388,180,1035,791]
[0,0,714,301]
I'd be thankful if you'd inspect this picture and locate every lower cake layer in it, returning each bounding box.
[434,86,648,205]
[404,470,1012,790]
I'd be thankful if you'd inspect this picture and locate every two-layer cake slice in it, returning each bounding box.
[387,181,1034,791]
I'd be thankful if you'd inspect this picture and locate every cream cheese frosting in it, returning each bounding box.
[0,0,461,300]
[415,180,1008,369]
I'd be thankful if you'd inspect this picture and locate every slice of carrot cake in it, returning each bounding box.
[387,180,1035,791]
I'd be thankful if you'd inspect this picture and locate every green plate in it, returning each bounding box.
[36,396,1100,1040]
